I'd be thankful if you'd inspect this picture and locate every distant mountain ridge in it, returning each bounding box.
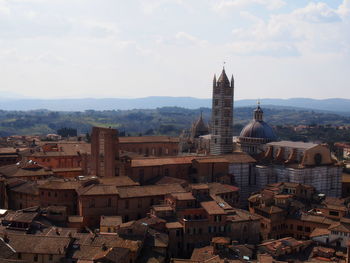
[0,96,350,113]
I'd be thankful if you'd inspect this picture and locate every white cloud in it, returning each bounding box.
[214,0,285,12]
[139,0,185,14]
[174,32,208,46]
[230,1,350,57]
[293,2,341,23]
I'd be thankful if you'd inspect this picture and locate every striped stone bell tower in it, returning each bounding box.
[210,68,234,155]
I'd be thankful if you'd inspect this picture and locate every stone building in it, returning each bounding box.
[256,141,342,197]
[210,68,234,155]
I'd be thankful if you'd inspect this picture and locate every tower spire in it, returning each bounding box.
[254,100,263,121]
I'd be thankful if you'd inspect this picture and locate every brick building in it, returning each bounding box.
[25,142,91,175]
[119,136,179,156]
[91,127,119,177]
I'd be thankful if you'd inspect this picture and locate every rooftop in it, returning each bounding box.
[117,184,184,198]
[266,141,318,149]
[5,234,71,254]
[119,136,179,143]
[201,201,225,215]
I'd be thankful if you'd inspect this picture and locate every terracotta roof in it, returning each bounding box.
[154,176,188,186]
[116,184,184,198]
[131,156,196,167]
[190,184,209,190]
[208,183,239,195]
[119,136,179,143]
[10,181,39,195]
[79,184,118,196]
[100,216,122,227]
[227,208,260,222]
[310,228,330,238]
[211,236,230,244]
[166,222,183,229]
[200,201,225,215]
[98,176,139,187]
[39,180,81,190]
[220,152,257,163]
[28,142,91,157]
[0,163,53,178]
[256,206,284,214]
[4,210,38,223]
[329,222,350,233]
[194,158,228,163]
[298,213,335,225]
[170,192,196,201]
[5,234,71,254]
[191,246,214,261]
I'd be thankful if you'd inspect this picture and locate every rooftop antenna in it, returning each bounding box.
[223,61,226,70]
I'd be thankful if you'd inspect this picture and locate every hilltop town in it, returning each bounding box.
[1,69,350,263]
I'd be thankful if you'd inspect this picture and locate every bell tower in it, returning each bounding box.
[210,68,234,155]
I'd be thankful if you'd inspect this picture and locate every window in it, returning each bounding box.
[214,215,221,222]
[34,254,38,262]
[305,227,311,232]
[125,200,129,209]
[18,253,22,259]
[215,119,218,126]
[214,99,218,106]
[89,199,95,208]
[164,168,169,177]
[138,199,142,208]
[49,255,53,261]
[224,99,231,107]
[329,211,339,216]
[297,225,303,231]
[107,198,112,207]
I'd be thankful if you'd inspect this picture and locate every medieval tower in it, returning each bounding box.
[210,68,234,155]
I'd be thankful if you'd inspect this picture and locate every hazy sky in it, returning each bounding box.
[0,0,349,99]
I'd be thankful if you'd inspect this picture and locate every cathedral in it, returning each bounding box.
[180,68,342,199]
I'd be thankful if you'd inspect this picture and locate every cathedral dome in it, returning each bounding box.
[240,120,277,141]
[239,104,277,141]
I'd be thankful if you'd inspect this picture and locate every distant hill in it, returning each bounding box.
[0,97,350,113]
[1,106,350,139]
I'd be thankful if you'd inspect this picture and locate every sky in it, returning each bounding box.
[0,0,349,100]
